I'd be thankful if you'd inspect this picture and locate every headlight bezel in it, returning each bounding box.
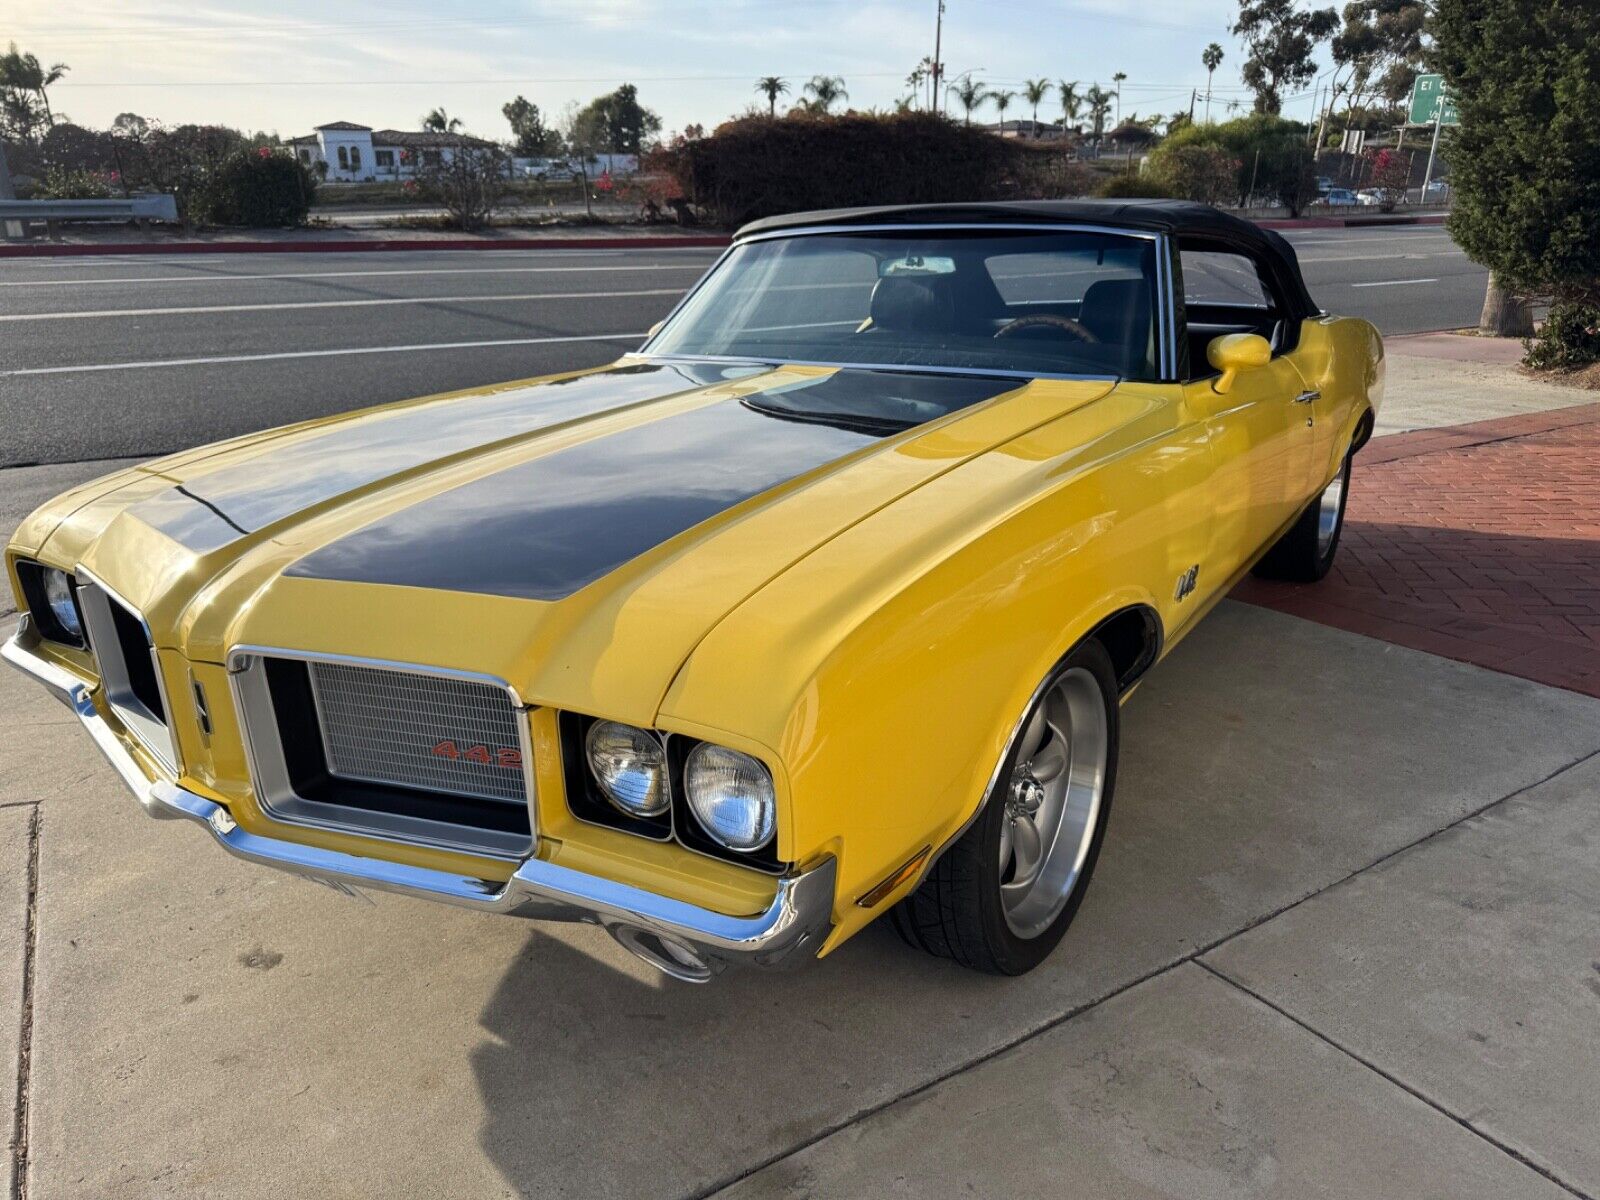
[15,560,88,649]
[559,712,785,872]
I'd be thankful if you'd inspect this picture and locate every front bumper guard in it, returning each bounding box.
[3,619,835,981]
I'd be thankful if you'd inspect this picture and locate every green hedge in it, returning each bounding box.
[193,150,318,227]
[656,112,1047,227]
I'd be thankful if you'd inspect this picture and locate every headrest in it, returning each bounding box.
[868,274,956,334]
[1079,279,1153,367]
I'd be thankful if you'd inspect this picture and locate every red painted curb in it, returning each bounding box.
[0,234,733,259]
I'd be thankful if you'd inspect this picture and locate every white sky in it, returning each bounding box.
[14,0,1338,141]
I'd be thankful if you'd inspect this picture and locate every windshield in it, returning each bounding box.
[645,229,1162,381]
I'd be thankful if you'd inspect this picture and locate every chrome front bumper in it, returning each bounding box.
[3,619,835,981]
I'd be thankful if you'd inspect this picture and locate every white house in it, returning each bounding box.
[287,122,497,183]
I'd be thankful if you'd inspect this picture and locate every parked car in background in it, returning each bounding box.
[1355,189,1385,207]
[5,201,1384,982]
[1317,188,1359,206]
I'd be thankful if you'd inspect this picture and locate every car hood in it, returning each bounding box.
[34,359,1114,724]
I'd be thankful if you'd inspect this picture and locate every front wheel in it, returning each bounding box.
[891,639,1119,975]
[1253,450,1352,583]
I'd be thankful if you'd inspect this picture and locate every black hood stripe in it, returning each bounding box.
[129,362,729,554]
[285,370,1015,602]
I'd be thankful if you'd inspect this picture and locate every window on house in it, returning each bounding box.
[337,146,349,169]
[422,150,441,166]
[350,146,362,170]
[298,149,310,164]
[375,149,395,168]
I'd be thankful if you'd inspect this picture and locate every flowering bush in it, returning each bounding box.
[1366,149,1411,213]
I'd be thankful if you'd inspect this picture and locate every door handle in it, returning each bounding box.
[1292,390,1321,405]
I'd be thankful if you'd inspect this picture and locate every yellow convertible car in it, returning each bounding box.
[5,201,1382,980]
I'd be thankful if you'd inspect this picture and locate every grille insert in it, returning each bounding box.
[309,660,527,805]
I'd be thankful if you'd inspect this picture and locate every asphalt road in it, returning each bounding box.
[0,225,1485,474]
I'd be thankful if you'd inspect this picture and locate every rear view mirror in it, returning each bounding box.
[1207,333,1272,395]
[879,255,956,278]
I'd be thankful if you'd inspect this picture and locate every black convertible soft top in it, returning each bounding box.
[737,199,1321,319]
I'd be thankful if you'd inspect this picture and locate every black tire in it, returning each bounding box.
[1253,450,1352,583]
[890,639,1119,975]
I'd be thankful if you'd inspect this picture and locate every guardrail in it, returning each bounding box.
[1,194,180,239]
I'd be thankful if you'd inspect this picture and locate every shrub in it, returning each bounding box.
[1365,149,1410,213]
[1524,301,1600,370]
[1150,145,1239,205]
[1147,114,1317,214]
[654,111,1036,226]
[35,167,114,199]
[193,148,316,226]
[414,145,510,231]
[1095,172,1179,199]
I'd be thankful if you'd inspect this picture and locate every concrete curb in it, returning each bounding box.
[0,234,734,259]
[1256,214,1449,230]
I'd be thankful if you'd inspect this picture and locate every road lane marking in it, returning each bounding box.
[0,332,649,377]
[0,263,712,288]
[1351,278,1440,288]
[0,288,685,322]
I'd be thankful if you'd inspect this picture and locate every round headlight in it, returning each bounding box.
[585,721,669,818]
[42,569,83,642]
[684,743,776,852]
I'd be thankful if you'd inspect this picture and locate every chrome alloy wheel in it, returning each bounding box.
[1316,466,1347,558]
[998,667,1109,939]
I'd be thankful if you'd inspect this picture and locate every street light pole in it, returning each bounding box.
[931,0,946,114]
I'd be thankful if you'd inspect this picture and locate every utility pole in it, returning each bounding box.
[1188,88,1197,124]
[0,141,18,241]
[931,0,946,114]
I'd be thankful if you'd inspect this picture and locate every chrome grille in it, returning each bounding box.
[308,660,527,805]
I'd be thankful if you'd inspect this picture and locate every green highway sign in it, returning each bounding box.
[1408,74,1459,126]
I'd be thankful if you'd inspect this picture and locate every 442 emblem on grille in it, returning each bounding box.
[431,740,523,769]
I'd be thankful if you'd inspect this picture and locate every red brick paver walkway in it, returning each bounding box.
[1236,401,1600,699]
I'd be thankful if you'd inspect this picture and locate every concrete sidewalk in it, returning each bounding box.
[3,601,1598,1197]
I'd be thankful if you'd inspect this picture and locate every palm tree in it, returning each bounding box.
[803,74,848,113]
[755,76,789,118]
[0,43,68,129]
[1022,78,1052,137]
[422,108,462,133]
[1202,43,1224,123]
[1111,71,1127,126]
[952,77,988,127]
[1085,84,1114,145]
[1056,80,1082,134]
[990,89,1016,133]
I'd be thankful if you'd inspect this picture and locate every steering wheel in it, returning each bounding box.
[993,314,1100,344]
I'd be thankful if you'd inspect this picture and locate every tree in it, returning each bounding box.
[755,76,789,118]
[1331,0,1426,119]
[422,108,462,134]
[571,84,662,153]
[1154,144,1240,204]
[501,96,563,157]
[904,61,933,111]
[1433,0,1599,350]
[802,75,848,114]
[1202,43,1225,122]
[1111,71,1127,126]
[990,89,1016,130]
[1023,79,1052,135]
[1057,80,1082,132]
[1149,112,1319,213]
[1085,84,1114,144]
[952,77,988,126]
[0,43,68,130]
[1233,0,1338,114]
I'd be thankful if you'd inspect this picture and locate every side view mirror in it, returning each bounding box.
[1207,333,1272,395]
